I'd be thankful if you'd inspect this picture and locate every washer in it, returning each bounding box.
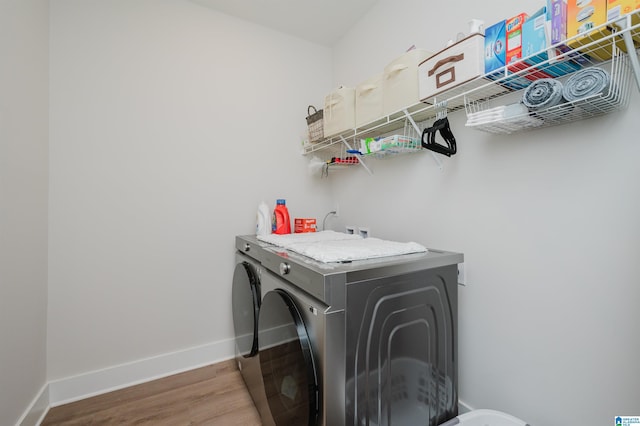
[233,234,463,426]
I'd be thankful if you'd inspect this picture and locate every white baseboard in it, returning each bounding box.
[48,337,235,407]
[15,383,49,426]
[459,399,475,414]
[20,339,472,425]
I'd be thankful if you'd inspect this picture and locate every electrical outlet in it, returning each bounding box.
[458,263,466,286]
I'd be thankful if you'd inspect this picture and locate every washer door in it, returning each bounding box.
[258,289,319,426]
[232,261,260,358]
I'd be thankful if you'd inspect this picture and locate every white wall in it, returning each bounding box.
[0,0,49,424]
[332,0,640,425]
[47,0,333,381]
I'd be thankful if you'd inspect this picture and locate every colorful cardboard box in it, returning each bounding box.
[607,0,636,20]
[567,0,607,38]
[485,14,537,90]
[506,13,529,65]
[294,218,316,233]
[607,0,640,27]
[522,7,549,57]
[484,20,507,74]
[549,0,568,44]
[522,7,582,77]
[566,0,616,59]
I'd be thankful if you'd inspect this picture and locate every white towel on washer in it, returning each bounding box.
[294,238,428,263]
[258,231,427,262]
[257,230,361,249]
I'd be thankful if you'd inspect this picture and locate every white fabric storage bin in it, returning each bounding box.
[323,86,356,138]
[419,33,484,104]
[440,409,529,426]
[382,48,431,115]
[355,73,383,128]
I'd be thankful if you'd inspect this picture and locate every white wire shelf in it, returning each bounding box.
[302,11,640,153]
[460,12,639,134]
[464,50,633,134]
[301,102,437,156]
[360,134,423,160]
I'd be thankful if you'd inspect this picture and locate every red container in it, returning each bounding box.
[294,218,316,233]
[272,199,291,234]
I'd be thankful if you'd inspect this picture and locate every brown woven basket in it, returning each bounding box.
[306,105,324,143]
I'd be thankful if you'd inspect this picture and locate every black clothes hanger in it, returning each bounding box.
[421,116,457,157]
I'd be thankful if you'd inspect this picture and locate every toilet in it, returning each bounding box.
[440,409,530,426]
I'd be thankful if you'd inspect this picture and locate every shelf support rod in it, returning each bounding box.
[402,108,443,169]
[339,135,373,175]
[618,15,640,91]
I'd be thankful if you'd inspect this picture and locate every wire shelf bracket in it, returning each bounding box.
[402,108,443,170]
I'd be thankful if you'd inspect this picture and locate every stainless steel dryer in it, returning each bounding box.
[233,234,463,426]
[232,253,265,410]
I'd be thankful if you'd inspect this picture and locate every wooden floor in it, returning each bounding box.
[42,360,262,425]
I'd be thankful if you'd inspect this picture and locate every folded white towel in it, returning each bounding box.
[256,231,427,263]
[294,238,428,263]
[257,230,362,249]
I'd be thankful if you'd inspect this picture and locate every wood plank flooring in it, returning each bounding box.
[42,360,262,425]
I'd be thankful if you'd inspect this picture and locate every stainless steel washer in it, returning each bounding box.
[233,234,463,426]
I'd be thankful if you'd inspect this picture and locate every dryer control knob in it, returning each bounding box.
[243,243,250,252]
[279,262,291,275]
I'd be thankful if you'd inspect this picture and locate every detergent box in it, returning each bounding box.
[549,0,568,44]
[485,14,536,90]
[506,13,529,65]
[607,0,640,28]
[484,20,507,74]
[566,0,616,59]
[567,0,608,38]
[294,218,316,233]
[522,7,582,77]
[522,7,549,57]
[607,0,635,20]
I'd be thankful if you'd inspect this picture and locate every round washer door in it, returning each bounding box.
[232,261,260,358]
[258,289,319,426]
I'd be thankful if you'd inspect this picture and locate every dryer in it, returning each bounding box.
[232,253,266,412]
[233,234,463,426]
